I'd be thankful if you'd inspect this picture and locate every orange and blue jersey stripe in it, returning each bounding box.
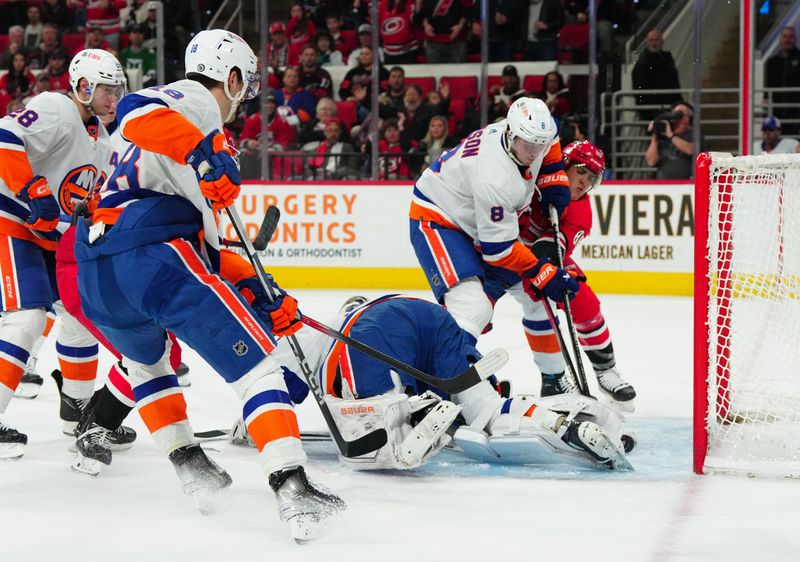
[133,374,188,433]
[56,342,99,382]
[409,186,458,229]
[522,317,561,355]
[243,388,300,451]
[0,339,28,392]
[480,239,537,274]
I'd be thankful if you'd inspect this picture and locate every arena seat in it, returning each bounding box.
[62,33,85,55]
[404,76,436,97]
[440,76,478,101]
[523,75,545,95]
[335,100,358,129]
[0,35,9,54]
[488,76,502,91]
[448,98,468,135]
[557,23,589,64]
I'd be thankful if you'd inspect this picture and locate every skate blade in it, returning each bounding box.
[13,382,42,399]
[596,433,634,471]
[71,454,108,476]
[286,512,327,545]
[598,390,635,413]
[190,488,216,515]
[108,441,134,452]
[0,443,25,461]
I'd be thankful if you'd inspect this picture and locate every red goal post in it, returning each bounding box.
[694,151,800,477]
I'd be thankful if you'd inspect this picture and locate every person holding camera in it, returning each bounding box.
[645,102,698,179]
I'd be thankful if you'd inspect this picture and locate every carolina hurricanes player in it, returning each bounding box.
[409,97,579,391]
[0,49,125,460]
[520,140,637,409]
[74,29,344,542]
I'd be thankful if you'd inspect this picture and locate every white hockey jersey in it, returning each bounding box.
[410,120,567,273]
[0,92,110,250]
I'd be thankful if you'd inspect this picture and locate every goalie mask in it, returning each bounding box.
[185,29,261,123]
[69,49,127,113]
[503,97,556,166]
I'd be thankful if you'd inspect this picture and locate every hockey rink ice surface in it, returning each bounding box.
[2,290,799,562]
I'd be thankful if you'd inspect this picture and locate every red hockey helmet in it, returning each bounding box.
[562,140,606,176]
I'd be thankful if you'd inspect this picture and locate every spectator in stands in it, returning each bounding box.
[398,83,438,144]
[539,70,571,119]
[298,44,333,101]
[490,65,527,117]
[645,101,699,179]
[267,21,301,73]
[239,91,300,180]
[305,117,359,179]
[340,46,390,121]
[287,2,317,49]
[29,24,65,69]
[121,24,156,87]
[348,24,385,67]
[86,26,114,52]
[525,0,563,61]
[24,4,44,49]
[488,0,522,62]
[0,26,28,69]
[275,66,317,127]
[5,98,25,116]
[40,48,71,94]
[42,0,75,31]
[753,116,800,155]
[298,97,341,145]
[377,118,418,179]
[81,0,126,49]
[416,0,468,64]
[379,0,422,65]
[381,66,407,111]
[424,82,450,117]
[632,30,682,121]
[314,31,344,66]
[765,26,800,136]
[563,0,614,54]
[325,13,357,62]
[419,115,457,169]
[0,52,35,100]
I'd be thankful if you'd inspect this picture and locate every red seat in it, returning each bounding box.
[405,76,436,98]
[0,35,9,55]
[448,98,468,135]
[487,76,502,91]
[440,76,478,101]
[62,33,85,56]
[523,75,545,95]
[557,24,589,64]
[335,101,358,129]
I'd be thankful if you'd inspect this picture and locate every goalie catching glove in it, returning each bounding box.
[523,257,579,302]
[16,175,60,232]
[186,129,241,210]
[235,275,303,337]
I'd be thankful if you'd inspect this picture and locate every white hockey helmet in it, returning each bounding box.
[185,29,260,122]
[504,97,556,165]
[69,49,127,107]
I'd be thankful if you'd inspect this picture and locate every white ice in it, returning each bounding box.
[2,291,799,562]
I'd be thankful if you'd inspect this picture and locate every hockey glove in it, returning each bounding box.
[186,130,241,210]
[523,257,579,303]
[16,175,60,232]
[539,184,571,219]
[236,275,303,338]
[281,366,309,404]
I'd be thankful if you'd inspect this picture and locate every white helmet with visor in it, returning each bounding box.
[504,97,557,166]
[69,49,127,109]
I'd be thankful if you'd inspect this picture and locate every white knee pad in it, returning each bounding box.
[0,308,47,352]
[52,300,98,349]
[444,277,493,339]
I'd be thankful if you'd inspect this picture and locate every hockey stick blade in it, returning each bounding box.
[253,205,280,251]
[301,316,505,394]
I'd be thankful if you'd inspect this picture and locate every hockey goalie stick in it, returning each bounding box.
[224,204,388,458]
[225,205,280,251]
[549,206,592,397]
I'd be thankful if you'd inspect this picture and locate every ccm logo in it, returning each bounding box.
[339,406,375,415]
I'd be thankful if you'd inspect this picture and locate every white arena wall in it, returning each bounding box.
[228,180,694,296]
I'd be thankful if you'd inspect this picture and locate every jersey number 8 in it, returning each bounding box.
[9,109,39,128]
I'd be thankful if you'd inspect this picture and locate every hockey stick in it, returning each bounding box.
[194,428,331,443]
[300,316,509,394]
[549,206,592,397]
[224,204,388,458]
[225,205,280,251]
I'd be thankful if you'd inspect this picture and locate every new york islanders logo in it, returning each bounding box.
[59,164,100,216]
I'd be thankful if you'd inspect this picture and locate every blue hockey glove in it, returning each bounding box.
[539,184,571,218]
[523,257,579,303]
[186,130,241,210]
[235,275,303,337]
[16,175,60,232]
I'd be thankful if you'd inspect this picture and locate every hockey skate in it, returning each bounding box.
[269,466,346,544]
[0,418,27,460]
[72,424,113,476]
[14,358,43,399]
[540,372,580,397]
[563,419,632,470]
[595,367,636,412]
[169,444,233,515]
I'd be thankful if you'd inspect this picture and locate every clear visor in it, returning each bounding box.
[95,82,127,102]
[510,136,548,162]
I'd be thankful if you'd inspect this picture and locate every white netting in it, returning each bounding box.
[704,152,800,477]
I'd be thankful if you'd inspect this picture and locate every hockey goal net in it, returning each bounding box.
[695,152,800,477]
